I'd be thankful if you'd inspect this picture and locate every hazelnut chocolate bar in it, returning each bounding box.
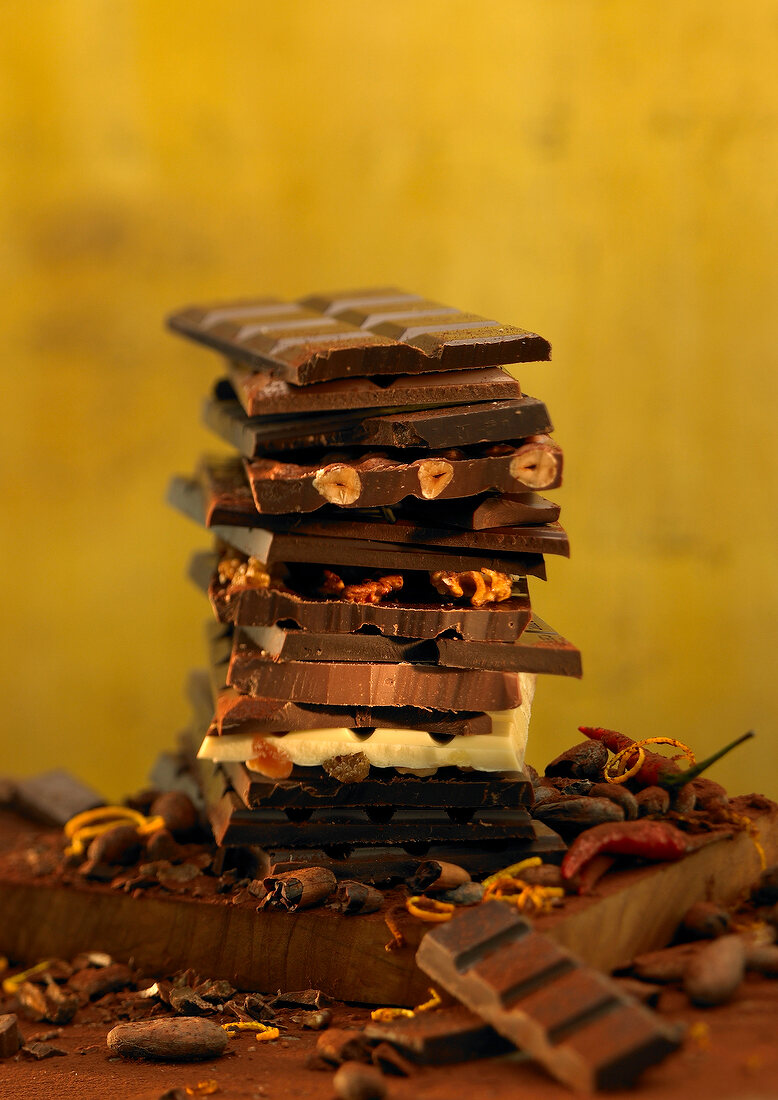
[205,379,553,454]
[244,437,562,514]
[172,461,567,552]
[168,287,550,385]
[239,615,582,677]
[416,901,681,1091]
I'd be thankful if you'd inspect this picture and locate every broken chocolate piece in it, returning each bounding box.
[416,900,681,1091]
[364,1004,513,1065]
[13,769,104,827]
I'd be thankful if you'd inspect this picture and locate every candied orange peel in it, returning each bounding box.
[604,736,695,785]
[370,1006,415,1023]
[482,858,563,914]
[405,896,455,923]
[2,959,54,995]
[63,806,167,857]
[414,987,442,1013]
[221,1021,280,1041]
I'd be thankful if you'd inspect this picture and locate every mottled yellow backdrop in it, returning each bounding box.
[1,1,776,800]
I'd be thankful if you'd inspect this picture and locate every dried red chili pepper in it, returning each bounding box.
[561,820,691,882]
[578,728,753,791]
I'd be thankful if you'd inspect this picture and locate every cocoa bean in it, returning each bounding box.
[533,796,624,832]
[545,740,608,781]
[69,963,133,1000]
[407,860,470,894]
[333,1061,388,1100]
[290,1009,332,1030]
[145,828,185,862]
[106,1018,228,1061]
[150,792,198,836]
[514,864,566,889]
[632,942,701,983]
[745,943,778,977]
[690,777,728,811]
[87,824,141,866]
[589,783,639,820]
[683,935,745,1006]
[670,784,697,813]
[635,786,670,817]
[681,901,731,940]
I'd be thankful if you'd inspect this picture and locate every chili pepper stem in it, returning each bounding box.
[660,732,754,789]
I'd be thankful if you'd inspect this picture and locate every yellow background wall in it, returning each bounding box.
[1,1,776,801]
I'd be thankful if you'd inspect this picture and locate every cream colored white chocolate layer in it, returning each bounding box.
[198,675,534,774]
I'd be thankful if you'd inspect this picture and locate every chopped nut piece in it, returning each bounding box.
[417,458,454,499]
[430,567,512,606]
[319,569,346,596]
[218,553,270,591]
[343,575,403,604]
[508,435,559,489]
[313,464,362,506]
[323,753,371,783]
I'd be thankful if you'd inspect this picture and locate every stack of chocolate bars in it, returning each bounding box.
[167,288,581,878]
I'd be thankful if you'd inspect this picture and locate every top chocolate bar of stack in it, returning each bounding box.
[167,287,551,386]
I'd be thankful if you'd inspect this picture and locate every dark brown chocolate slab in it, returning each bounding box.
[228,634,524,710]
[168,288,550,385]
[239,615,581,677]
[228,362,523,417]
[416,901,680,1091]
[174,460,566,553]
[208,790,538,847]
[263,825,565,882]
[405,491,561,530]
[222,761,532,811]
[244,437,562,514]
[364,1005,514,1065]
[169,474,547,578]
[193,551,532,641]
[204,380,553,454]
[13,770,105,827]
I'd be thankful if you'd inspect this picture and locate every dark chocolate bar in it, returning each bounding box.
[205,380,553,454]
[240,615,581,677]
[416,901,681,1091]
[262,826,565,882]
[174,460,566,553]
[168,287,550,385]
[244,437,562,513]
[194,552,532,641]
[228,634,524,710]
[208,791,538,847]
[228,363,523,418]
[222,760,532,811]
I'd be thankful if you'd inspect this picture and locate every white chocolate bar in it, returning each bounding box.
[198,675,534,774]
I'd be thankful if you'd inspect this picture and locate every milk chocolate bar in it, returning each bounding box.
[174,462,566,553]
[416,901,681,1091]
[208,791,538,847]
[240,616,582,677]
[196,552,532,641]
[228,638,524,710]
[228,363,523,418]
[222,761,532,811]
[244,437,562,513]
[168,287,550,385]
[205,380,553,454]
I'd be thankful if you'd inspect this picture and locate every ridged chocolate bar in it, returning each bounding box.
[222,760,532,811]
[173,461,568,555]
[208,791,538,847]
[168,287,550,385]
[240,615,581,677]
[244,437,562,514]
[228,363,523,417]
[228,634,524,711]
[205,380,554,454]
[192,551,533,641]
[416,902,681,1091]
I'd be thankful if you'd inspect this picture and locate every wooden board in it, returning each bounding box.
[0,801,775,1007]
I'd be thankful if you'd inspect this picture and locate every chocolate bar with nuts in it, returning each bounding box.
[222,760,533,811]
[168,287,550,385]
[416,901,681,1091]
[173,461,566,553]
[244,437,562,514]
[192,552,533,641]
[227,363,523,417]
[205,379,553,454]
[239,615,581,677]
